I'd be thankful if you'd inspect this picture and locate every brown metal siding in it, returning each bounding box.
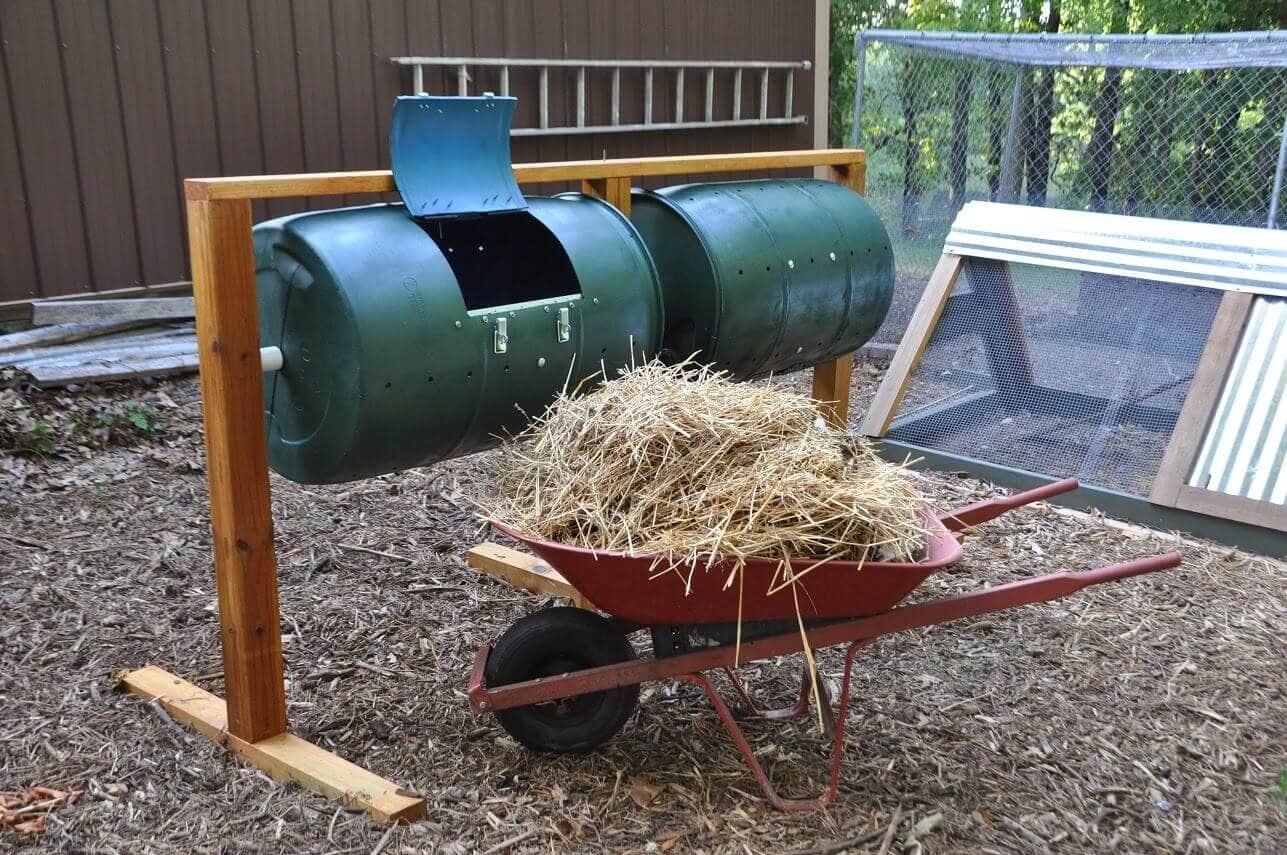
[0,0,818,304]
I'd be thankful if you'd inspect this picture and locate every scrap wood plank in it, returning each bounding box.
[15,338,197,371]
[31,297,195,325]
[0,320,155,355]
[0,325,192,365]
[467,542,594,609]
[22,351,199,386]
[119,666,424,823]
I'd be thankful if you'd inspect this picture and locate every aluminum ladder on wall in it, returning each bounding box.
[389,56,810,136]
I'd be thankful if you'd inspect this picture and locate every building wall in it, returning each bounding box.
[0,0,819,304]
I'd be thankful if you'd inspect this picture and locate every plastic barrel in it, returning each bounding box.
[630,179,894,377]
[255,196,661,484]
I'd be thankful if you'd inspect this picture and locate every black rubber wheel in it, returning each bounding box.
[483,607,639,753]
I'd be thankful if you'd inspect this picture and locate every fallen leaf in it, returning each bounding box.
[14,816,46,836]
[627,780,663,808]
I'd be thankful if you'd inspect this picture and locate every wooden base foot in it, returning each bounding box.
[119,666,425,823]
[466,542,594,610]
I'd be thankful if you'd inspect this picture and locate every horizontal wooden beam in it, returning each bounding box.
[184,149,866,201]
[467,542,594,610]
[120,666,425,823]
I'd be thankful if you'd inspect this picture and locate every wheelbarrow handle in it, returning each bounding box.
[940,477,1080,532]
[1073,550,1183,587]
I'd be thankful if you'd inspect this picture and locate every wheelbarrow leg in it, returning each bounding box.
[682,639,874,812]
[720,663,815,722]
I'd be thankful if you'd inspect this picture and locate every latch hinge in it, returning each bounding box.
[493,317,508,353]
[556,307,571,343]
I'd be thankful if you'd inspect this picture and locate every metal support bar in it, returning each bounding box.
[539,68,549,129]
[611,68,621,126]
[499,65,509,97]
[510,116,805,137]
[1269,111,1287,228]
[675,68,685,122]
[759,68,769,120]
[412,63,425,96]
[733,68,743,120]
[457,63,468,96]
[852,35,867,147]
[785,68,794,118]
[644,68,654,124]
[705,68,715,122]
[681,641,873,812]
[576,67,586,128]
[394,56,811,70]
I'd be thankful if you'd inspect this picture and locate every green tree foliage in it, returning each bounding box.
[832,0,1284,227]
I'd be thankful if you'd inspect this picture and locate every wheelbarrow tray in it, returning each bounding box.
[492,510,961,625]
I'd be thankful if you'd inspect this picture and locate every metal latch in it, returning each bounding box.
[493,317,508,353]
[556,307,571,343]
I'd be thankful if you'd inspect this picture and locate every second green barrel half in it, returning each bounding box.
[630,179,894,378]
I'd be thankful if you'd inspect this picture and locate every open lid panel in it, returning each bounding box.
[391,94,527,218]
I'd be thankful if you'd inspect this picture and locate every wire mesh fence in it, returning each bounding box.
[852,31,1287,344]
[885,259,1222,496]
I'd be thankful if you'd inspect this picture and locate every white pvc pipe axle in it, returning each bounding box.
[260,346,283,372]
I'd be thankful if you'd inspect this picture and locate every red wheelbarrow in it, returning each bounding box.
[467,479,1181,811]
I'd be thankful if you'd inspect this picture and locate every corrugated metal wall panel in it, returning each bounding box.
[1,0,93,298]
[0,0,816,304]
[55,0,144,293]
[1189,296,1287,505]
[0,22,40,301]
[109,0,187,284]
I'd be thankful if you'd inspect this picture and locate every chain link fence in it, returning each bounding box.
[851,31,1287,344]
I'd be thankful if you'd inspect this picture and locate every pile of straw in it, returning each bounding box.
[480,361,928,579]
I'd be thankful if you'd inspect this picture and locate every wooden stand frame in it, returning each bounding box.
[122,149,867,822]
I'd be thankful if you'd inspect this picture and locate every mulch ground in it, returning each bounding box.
[2,365,1284,854]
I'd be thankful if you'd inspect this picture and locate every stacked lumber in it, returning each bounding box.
[0,298,197,387]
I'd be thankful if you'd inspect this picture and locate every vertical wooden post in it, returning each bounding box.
[581,176,632,217]
[828,160,866,194]
[967,258,1036,399]
[859,253,966,437]
[811,158,866,428]
[811,354,853,429]
[186,195,288,743]
[1149,291,1255,506]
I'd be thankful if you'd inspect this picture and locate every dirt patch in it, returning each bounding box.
[2,369,1284,853]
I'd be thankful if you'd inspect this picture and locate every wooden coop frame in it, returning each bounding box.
[861,202,1286,557]
[121,149,868,822]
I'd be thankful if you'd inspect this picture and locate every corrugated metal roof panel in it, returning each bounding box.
[1189,295,1287,505]
[945,202,1287,295]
